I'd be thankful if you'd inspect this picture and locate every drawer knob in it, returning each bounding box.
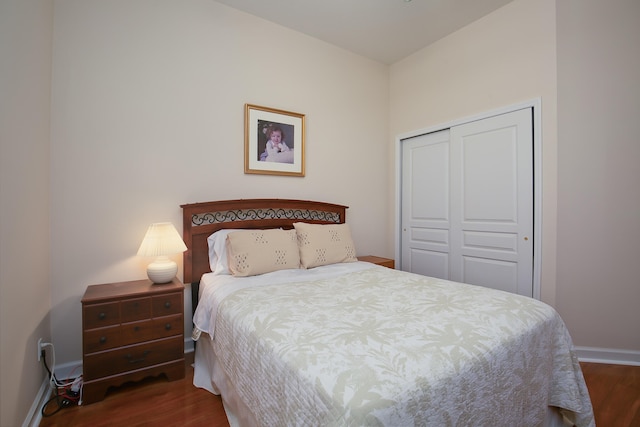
[165,323,172,330]
[98,312,106,320]
[134,326,140,332]
[99,336,106,344]
[164,301,171,309]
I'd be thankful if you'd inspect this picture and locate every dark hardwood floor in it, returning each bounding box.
[39,355,640,426]
[580,362,640,427]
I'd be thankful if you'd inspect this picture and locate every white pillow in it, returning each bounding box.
[226,229,300,277]
[293,222,357,268]
[207,229,248,275]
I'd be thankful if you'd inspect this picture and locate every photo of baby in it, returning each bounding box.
[257,120,295,164]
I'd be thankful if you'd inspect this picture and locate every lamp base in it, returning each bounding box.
[146,256,177,284]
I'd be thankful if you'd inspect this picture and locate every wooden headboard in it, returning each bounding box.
[180,198,348,285]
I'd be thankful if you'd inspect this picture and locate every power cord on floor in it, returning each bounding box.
[40,343,83,417]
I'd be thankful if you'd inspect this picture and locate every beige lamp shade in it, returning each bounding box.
[137,222,187,283]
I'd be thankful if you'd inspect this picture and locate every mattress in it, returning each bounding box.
[193,262,594,426]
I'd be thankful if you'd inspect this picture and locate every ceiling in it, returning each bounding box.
[214,0,514,64]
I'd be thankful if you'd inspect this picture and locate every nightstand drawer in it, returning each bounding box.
[152,292,182,316]
[120,319,155,346]
[83,335,183,380]
[83,325,121,353]
[121,297,151,323]
[84,302,120,329]
[152,314,183,339]
[119,315,182,345]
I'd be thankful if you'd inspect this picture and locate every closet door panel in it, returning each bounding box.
[450,108,533,296]
[462,256,519,294]
[401,130,451,274]
[408,248,449,280]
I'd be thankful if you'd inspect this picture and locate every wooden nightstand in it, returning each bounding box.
[81,278,185,404]
[358,255,395,269]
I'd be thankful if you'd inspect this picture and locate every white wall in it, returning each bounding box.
[0,0,53,425]
[556,0,640,353]
[389,0,558,303]
[49,0,390,364]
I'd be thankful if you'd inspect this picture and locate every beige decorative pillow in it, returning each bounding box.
[293,222,357,268]
[226,229,300,277]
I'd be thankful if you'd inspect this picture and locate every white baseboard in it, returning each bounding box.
[54,360,83,381]
[22,377,51,427]
[576,346,640,366]
[185,336,195,354]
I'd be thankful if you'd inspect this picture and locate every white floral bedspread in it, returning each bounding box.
[210,265,594,426]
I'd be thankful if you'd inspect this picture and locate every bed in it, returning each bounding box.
[181,199,594,427]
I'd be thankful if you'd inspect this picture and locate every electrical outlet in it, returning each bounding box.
[37,338,44,361]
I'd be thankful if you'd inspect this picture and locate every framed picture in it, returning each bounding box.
[244,104,305,177]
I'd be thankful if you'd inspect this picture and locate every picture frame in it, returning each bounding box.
[244,104,305,177]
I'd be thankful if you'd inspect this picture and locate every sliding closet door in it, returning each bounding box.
[449,108,533,296]
[401,129,451,279]
[401,108,534,297]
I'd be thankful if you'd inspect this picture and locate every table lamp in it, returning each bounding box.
[137,222,187,284]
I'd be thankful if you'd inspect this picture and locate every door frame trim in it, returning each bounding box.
[395,98,542,300]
